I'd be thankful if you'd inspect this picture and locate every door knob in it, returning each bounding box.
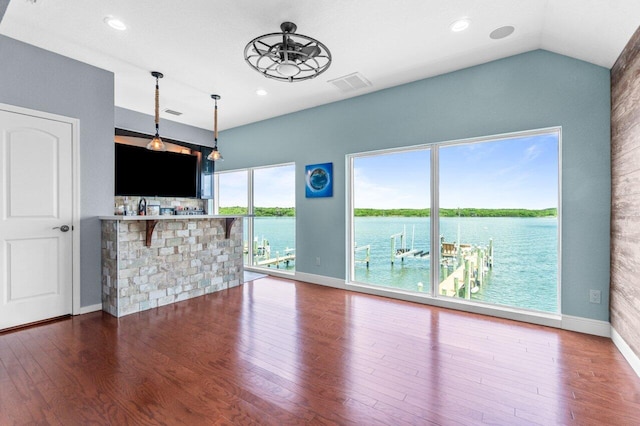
[53,225,70,232]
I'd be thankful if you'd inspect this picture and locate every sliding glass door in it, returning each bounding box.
[349,129,560,314]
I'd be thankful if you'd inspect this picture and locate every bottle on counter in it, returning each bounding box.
[138,198,147,216]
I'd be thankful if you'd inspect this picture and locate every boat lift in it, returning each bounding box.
[390,225,430,265]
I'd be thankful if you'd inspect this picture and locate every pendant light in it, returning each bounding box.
[207,94,223,161]
[146,71,167,151]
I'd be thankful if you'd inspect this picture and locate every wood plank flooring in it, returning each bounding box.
[1,277,640,425]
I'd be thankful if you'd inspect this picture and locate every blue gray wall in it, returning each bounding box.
[0,35,114,307]
[218,50,611,321]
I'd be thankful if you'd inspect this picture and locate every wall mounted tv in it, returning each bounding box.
[115,143,200,198]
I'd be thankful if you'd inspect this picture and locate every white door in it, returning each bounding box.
[0,108,73,330]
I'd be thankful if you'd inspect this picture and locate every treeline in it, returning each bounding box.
[441,208,557,217]
[218,206,557,217]
[355,208,429,217]
[354,208,557,217]
[218,206,295,217]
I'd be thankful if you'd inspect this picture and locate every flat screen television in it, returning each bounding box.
[115,143,199,198]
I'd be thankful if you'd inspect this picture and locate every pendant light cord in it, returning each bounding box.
[214,98,218,146]
[155,76,160,137]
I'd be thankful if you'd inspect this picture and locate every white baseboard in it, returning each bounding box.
[294,271,346,289]
[288,273,613,339]
[293,272,564,329]
[561,314,611,337]
[78,303,102,315]
[611,327,640,379]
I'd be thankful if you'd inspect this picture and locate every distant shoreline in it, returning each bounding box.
[218,206,557,218]
[354,208,557,218]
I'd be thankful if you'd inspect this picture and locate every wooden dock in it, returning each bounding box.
[438,239,493,298]
[256,252,295,268]
[244,237,296,269]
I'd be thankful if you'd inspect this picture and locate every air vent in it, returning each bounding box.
[328,72,372,93]
[163,109,183,116]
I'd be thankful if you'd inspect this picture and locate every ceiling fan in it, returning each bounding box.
[244,22,331,82]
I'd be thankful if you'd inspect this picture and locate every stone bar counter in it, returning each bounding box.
[100,215,243,317]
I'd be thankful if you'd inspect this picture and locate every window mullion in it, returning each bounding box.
[430,146,439,297]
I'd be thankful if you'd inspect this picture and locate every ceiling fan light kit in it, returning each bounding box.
[244,22,332,82]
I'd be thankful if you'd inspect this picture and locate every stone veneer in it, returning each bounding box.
[101,217,242,317]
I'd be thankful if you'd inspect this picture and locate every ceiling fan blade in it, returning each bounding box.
[301,45,321,58]
[253,47,279,59]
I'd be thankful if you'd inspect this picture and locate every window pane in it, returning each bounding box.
[438,132,559,313]
[218,171,248,215]
[217,171,249,264]
[253,164,296,271]
[351,149,431,292]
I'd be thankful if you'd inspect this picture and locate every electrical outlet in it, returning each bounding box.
[589,290,601,304]
[316,257,321,266]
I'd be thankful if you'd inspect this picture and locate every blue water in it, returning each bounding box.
[354,216,558,313]
[247,216,558,313]
[247,217,296,271]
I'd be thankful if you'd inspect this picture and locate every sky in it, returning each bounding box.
[354,132,559,210]
[218,164,295,207]
[217,132,559,210]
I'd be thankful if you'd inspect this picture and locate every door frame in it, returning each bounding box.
[1,103,81,315]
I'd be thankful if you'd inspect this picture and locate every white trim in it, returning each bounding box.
[347,281,562,328]
[612,327,640,378]
[556,127,563,314]
[78,303,102,315]
[72,119,81,315]
[0,103,81,316]
[293,272,563,329]
[246,267,294,280]
[279,273,619,340]
[430,145,439,297]
[345,156,354,285]
[344,127,563,327]
[561,314,611,337]
[295,271,346,289]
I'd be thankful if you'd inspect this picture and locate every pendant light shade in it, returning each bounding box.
[147,71,167,151]
[207,94,223,161]
[208,145,222,161]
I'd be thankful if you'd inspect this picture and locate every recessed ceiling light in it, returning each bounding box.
[104,16,127,31]
[450,18,470,32]
[256,89,268,96]
[490,26,515,40]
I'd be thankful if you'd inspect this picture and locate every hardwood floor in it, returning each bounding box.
[1,277,640,425]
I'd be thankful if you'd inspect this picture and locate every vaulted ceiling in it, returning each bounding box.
[1,0,639,131]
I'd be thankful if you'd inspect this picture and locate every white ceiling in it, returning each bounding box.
[1,0,639,132]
